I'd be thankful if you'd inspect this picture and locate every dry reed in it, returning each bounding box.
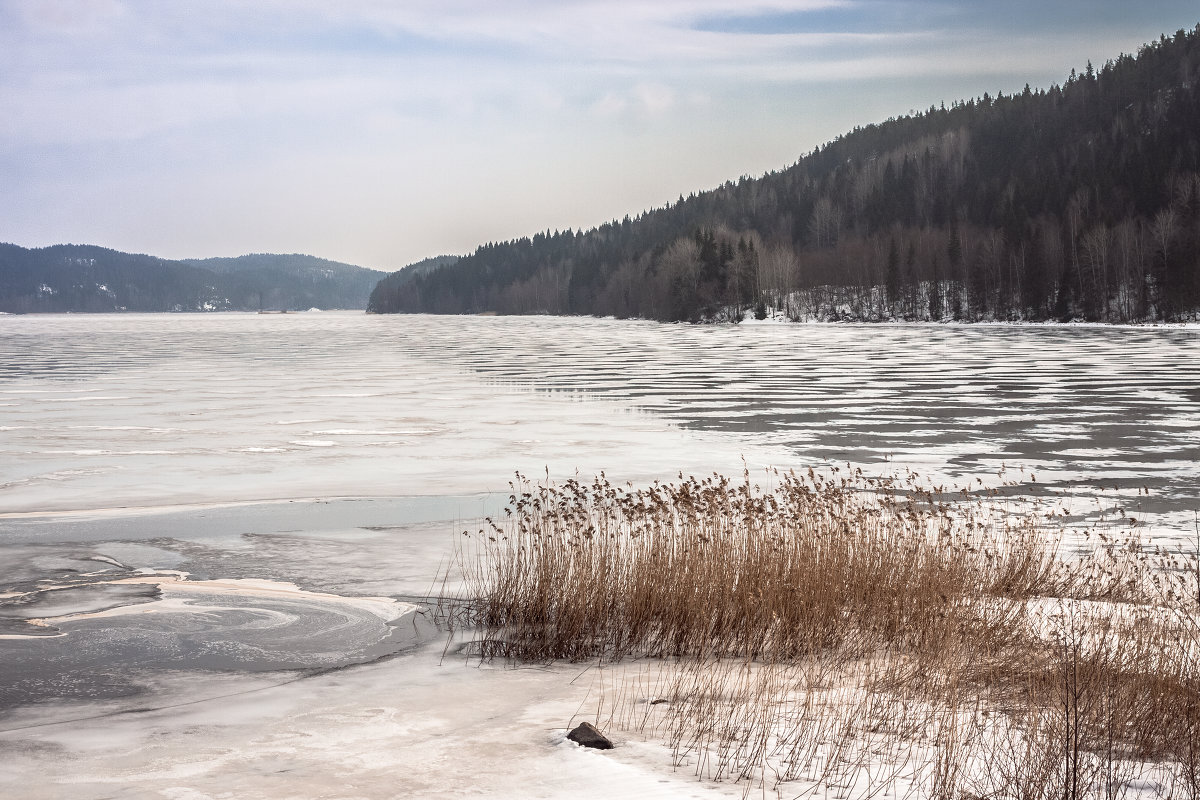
[438,467,1200,799]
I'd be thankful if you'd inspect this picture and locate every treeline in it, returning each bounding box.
[0,245,385,313]
[369,25,1200,323]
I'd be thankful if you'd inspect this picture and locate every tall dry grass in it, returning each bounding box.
[439,468,1200,799]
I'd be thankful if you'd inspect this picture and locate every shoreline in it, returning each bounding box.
[4,309,1199,329]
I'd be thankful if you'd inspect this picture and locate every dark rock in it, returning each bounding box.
[566,721,613,750]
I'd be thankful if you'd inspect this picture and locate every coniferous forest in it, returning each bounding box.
[369,26,1200,323]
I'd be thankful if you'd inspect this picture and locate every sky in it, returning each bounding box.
[2,1,1197,271]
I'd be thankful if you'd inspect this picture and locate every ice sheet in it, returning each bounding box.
[1,312,1197,798]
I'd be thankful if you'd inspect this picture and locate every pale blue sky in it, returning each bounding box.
[1,1,1196,269]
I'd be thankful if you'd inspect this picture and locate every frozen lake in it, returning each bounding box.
[1,312,1198,798]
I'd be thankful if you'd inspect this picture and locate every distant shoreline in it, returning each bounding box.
[4,308,1198,329]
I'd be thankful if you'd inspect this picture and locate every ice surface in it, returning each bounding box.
[0,314,784,516]
[0,636,749,800]
[0,312,1197,797]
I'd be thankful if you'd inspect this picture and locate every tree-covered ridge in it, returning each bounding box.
[181,253,387,310]
[181,252,380,276]
[369,25,1200,323]
[0,244,385,313]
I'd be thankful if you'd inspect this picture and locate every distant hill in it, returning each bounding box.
[0,245,386,313]
[180,253,386,310]
[180,252,384,279]
[369,25,1200,323]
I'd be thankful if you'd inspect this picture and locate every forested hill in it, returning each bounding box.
[0,245,386,312]
[369,25,1200,323]
[180,253,386,310]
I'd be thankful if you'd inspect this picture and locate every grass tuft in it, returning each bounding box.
[440,468,1200,799]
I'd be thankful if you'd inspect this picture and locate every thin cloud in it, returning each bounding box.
[2,0,1194,267]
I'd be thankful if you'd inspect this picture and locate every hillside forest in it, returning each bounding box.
[369,26,1200,323]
